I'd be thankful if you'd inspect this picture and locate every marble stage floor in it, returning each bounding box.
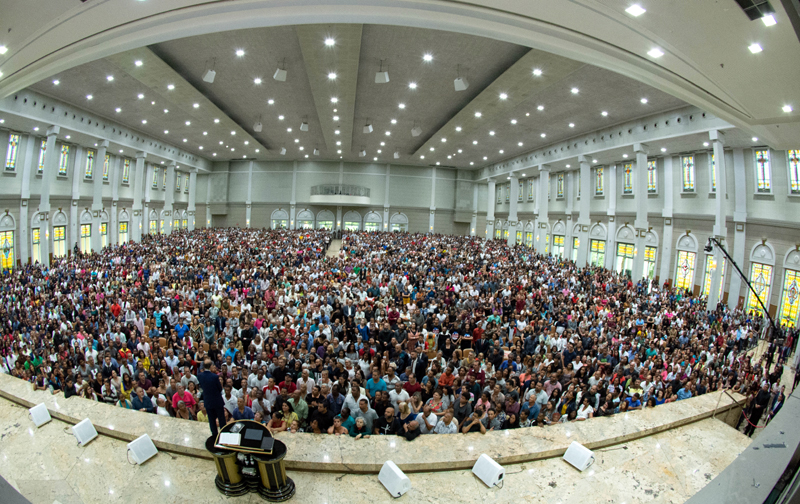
[0,397,752,504]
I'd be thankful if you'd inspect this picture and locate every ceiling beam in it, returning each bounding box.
[295,24,362,156]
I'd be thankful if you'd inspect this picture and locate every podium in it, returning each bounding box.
[205,420,295,501]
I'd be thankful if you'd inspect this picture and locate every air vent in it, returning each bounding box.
[734,0,775,20]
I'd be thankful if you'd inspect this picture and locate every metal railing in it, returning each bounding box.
[310,184,370,197]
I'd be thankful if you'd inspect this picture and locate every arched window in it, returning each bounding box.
[0,214,16,270]
[674,233,699,292]
[780,249,800,327]
[271,209,289,229]
[747,242,776,316]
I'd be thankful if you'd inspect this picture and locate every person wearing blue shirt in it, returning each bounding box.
[232,397,255,420]
[365,367,388,399]
[677,385,693,401]
[175,322,189,340]
[224,341,239,362]
[131,386,154,413]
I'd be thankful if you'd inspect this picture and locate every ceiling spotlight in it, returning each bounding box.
[601,111,608,116]
[231,131,236,135]
[267,99,274,105]
[137,93,144,99]
[640,98,648,104]
[299,146,304,151]
[540,133,546,138]
[254,78,262,85]
[391,119,397,124]
[435,162,440,166]
[537,105,544,111]
[571,88,579,94]
[483,156,488,160]
[511,119,517,125]
[749,43,763,54]
[647,48,664,58]
[331,97,338,103]
[163,109,169,114]
[398,103,406,109]
[499,150,504,154]
[301,121,309,132]
[183,139,188,143]
[86,94,93,100]
[518,142,523,147]
[703,142,709,147]
[150,101,155,105]
[53,80,60,85]
[134,60,143,67]
[456,126,462,131]
[115,107,121,113]
[625,4,646,16]
[569,123,575,128]
[203,131,207,135]
[327,72,337,80]
[214,118,220,123]
[593,159,598,163]
[458,149,462,153]
[385,131,391,136]
[423,53,433,62]
[499,92,508,100]
[377,149,382,153]
[411,125,422,137]
[167,84,175,90]
[472,140,478,145]
[566,164,571,168]
[193,103,200,108]
[334,130,340,135]
[106,75,114,82]
[279,115,284,120]
[164,130,169,134]
[333,115,339,121]
[441,138,447,143]
[470,162,474,166]
[429,147,435,151]
[752,137,759,142]
[236,49,245,57]
[783,105,793,113]
[533,68,542,76]
[489,131,495,136]
[336,141,341,146]
[337,149,342,154]
[142,119,147,124]
[65,135,71,139]
[199,146,204,150]
[185,121,191,126]
[661,147,667,152]
[325,37,335,46]
[762,14,777,26]
[474,111,482,118]
[420,155,425,159]
[623,154,628,158]
[287,128,292,132]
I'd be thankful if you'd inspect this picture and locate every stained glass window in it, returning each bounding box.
[80,224,91,252]
[31,228,40,264]
[623,163,633,194]
[185,177,189,193]
[647,160,657,193]
[702,254,726,299]
[38,139,46,174]
[100,223,107,248]
[755,150,771,192]
[674,250,696,291]
[747,263,772,316]
[528,179,534,200]
[572,237,580,263]
[595,167,604,195]
[84,150,95,179]
[545,234,549,254]
[5,134,20,171]
[506,184,510,203]
[616,243,634,276]
[709,154,717,193]
[518,180,523,202]
[58,145,70,176]
[553,235,565,258]
[779,269,800,327]
[163,169,167,189]
[0,231,14,270]
[525,232,533,247]
[149,220,157,234]
[590,240,605,267]
[122,159,130,184]
[557,174,564,198]
[177,173,182,192]
[577,171,581,198]
[119,222,128,243]
[495,228,502,239]
[103,154,110,181]
[174,218,180,230]
[496,186,501,205]
[181,219,188,228]
[681,156,695,192]
[153,167,160,188]
[789,150,800,195]
[644,246,657,279]
[53,226,66,257]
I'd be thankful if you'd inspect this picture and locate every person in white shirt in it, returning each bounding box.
[165,349,179,373]
[296,368,315,394]
[388,381,410,412]
[417,404,438,434]
[433,411,459,434]
[247,368,269,391]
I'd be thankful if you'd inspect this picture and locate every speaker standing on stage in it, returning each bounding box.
[198,359,226,438]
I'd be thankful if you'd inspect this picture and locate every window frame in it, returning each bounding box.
[681,155,695,193]
[787,150,800,196]
[674,250,696,292]
[5,133,20,172]
[57,144,70,177]
[557,173,564,199]
[622,162,633,195]
[84,149,96,179]
[747,262,773,316]
[779,269,800,327]
[754,149,772,194]
[647,159,658,194]
[594,166,604,196]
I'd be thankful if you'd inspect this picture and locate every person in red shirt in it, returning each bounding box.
[404,374,422,396]
[279,374,298,394]
[171,383,197,413]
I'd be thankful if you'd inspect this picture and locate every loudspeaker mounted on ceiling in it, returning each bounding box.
[202,69,216,84]
[313,148,320,156]
[454,76,469,91]
[411,126,422,137]
[393,151,400,159]
[359,149,366,157]
[253,122,262,133]
[363,124,373,134]
[300,121,309,132]
[273,68,287,82]
[280,147,287,155]
[375,59,390,84]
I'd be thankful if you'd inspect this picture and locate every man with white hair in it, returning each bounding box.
[297,367,315,393]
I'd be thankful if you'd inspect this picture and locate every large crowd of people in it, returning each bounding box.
[1,227,797,442]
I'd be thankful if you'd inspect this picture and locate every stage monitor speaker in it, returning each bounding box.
[202,69,216,83]
[472,453,504,487]
[378,460,411,498]
[29,403,51,427]
[127,434,158,465]
[563,441,595,472]
[72,418,98,447]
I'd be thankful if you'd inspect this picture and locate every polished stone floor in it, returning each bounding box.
[0,397,753,504]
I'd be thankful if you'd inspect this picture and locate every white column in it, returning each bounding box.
[131,152,147,241]
[37,125,60,265]
[604,164,617,270]
[164,162,176,234]
[507,175,519,246]
[19,134,35,265]
[110,155,120,245]
[205,174,212,228]
[429,166,437,233]
[576,157,591,268]
[91,140,108,251]
[187,169,197,231]
[565,172,574,260]
[728,148,748,309]
[245,161,253,228]
[632,143,649,282]
[708,131,728,309]
[143,162,154,236]
[336,206,342,231]
[384,164,391,231]
[470,183,478,236]
[69,146,84,253]
[485,180,496,239]
[290,161,297,229]
[660,156,675,284]
[536,166,550,253]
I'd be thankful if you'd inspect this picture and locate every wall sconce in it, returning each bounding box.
[337,221,341,226]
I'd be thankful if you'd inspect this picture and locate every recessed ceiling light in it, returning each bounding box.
[423,53,433,62]
[214,118,220,123]
[231,147,235,151]
[569,123,575,128]
[53,80,60,85]
[164,130,169,134]
[571,88,579,94]
[455,126,462,131]
[386,131,391,136]
[236,49,245,57]
[163,109,168,114]
[213,153,217,157]
[526,112,530,116]
[231,131,236,135]
[332,115,340,121]
[499,92,508,100]
[566,164,571,168]
[510,119,517,125]
[430,147,435,151]
[183,138,187,142]
[331,97,338,103]
[254,78,262,84]
[749,43,763,54]
[703,142,709,147]
[203,131,207,135]
[762,14,777,27]
[336,141,341,146]
[106,75,114,82]
[470,162,474,166]
[325,37,335,47]
[337,149,342,154]
[640,98,648,104]
[752,137,759,142]
[199,146,204,150]
[134,60,143,67]
[334,130,340,135]
[193,103,200,108]
[441,137,446,142]
[447,155,452,159]
[33,127,40,131]
[380,142,385,146]
[647,48,664,58]
[219,141,223,145]
[328,72,337,80]
[142,119,147,124]
[623,154,628,158]
[255,149,260,153]
[150,101,155,105]
[436,162,440,166]
[499,150,504,154]
[483,156,488,160]
[593,159,598,163]
[0,45,8,55]
[398,103,406,109]
[115,107,121,113]
[279,115,285,120]
[333,109,337,112]
[185,121,191,126]
[137,93,144,99]
[533,68,542,76]
[540,133,546,138]
[661,147,667,152]
[473,140,478,145]
[268,99,274,105]
[625,4,646,16]
[377,149,382,153]
[474,111,482,117]
[537,105,544,111]
[244,141,249,145]
[409,82,417,90]
[86,94,93,100]
[601,111,608,116]
[287,127,292,132]
[119,149,123,153]
[167,84,175,90]
[518,142,523,147]
[489,131,495,136]
[420,155,425,159]
[65,135,71,139]
[391,119,397,124]
[783,105,793,113]
[299,146,304,151]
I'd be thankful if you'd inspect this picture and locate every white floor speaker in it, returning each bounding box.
[563,441,595,471]
[71,418,98,447]
[29,403,52,427]
[378,460,411,498]
[472,454,505,487]
[127,434,158,464]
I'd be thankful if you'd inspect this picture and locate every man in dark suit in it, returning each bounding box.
[197,359,226,439]
[343,299,356,319]
[745,383,771,437]
[410,350,428,383]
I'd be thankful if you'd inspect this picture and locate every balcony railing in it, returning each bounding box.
[310,185,371,197]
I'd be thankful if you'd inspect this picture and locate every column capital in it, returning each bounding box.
[135,151,147,159]
[97,139,109,148]
[577,155,590,165]
[46,125,60,136]
[633,142,649,155]
[538,164,551,173]
[709,129,725,144]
